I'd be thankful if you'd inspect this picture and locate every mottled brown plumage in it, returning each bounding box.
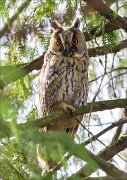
[38,18,89,170]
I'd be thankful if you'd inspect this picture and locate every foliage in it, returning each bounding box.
[0,0,127,179]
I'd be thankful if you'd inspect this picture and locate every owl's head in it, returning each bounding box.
[49,19,86,57]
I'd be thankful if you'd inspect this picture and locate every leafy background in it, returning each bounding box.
[0,0,127,179]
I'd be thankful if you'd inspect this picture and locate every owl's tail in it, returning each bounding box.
[37,115,83,172]
[37,144,50,172]
[37,144,66,173]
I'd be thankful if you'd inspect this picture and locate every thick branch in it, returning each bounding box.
[0,0,32,38]
[69,135,127,179]
[99,135,127,160]
[1,99,127,139]
[28,98,127,128]
[0,39,126,89]
[0,54,44,89]
[86,151,127,179]
[83,0,127,32]
[88,39,127,57]
[68,144,127,179]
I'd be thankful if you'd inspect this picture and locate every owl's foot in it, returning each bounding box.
[59,102,75,114]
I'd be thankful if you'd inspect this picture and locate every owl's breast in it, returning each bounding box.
[56,57,86,104]
[39,53,88,116]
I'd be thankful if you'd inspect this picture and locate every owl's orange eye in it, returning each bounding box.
[56,40,62,46]
[72,38,78,45]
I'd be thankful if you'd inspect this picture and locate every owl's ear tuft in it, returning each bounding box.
[50,19,62,31]
[72,18,80,29]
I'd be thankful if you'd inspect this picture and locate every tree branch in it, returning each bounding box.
[88,39,127,57]
[50,119,127,172]
[83,119,127,146]
[0,39,126,89]
[68,143,127,179]
[27,98,127,128]
[83,0,127,32]
[1,99,127,139]
[0,54,44,89]
[84,21,120,41]
[1,100,127,178]
[69,135,127,179]
[81,0,118,15]
[90,67,127,83]
[98,135,127,160]
[83,176,113,180]
[0,0,32,38]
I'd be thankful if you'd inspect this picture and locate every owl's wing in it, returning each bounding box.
[38,53,64,117]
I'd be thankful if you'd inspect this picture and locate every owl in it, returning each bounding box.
[38,18,89,170]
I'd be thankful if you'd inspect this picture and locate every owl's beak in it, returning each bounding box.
[62,44,74,57]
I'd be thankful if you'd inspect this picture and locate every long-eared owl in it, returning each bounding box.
[38,18,89,136]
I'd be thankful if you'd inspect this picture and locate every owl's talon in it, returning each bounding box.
[59,102,75,115]
[66,105,75,113]
[66,106,76,116]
